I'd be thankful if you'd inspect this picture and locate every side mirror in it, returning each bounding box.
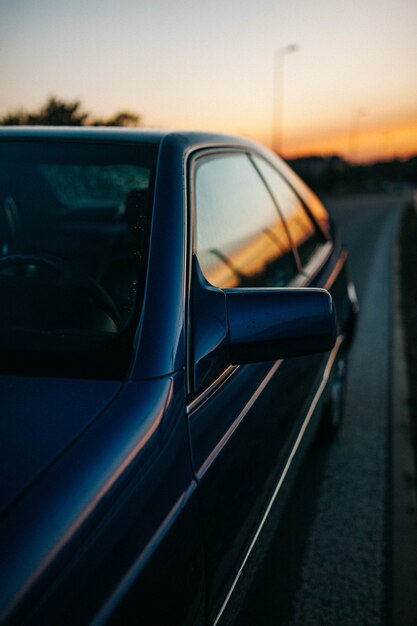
[191,257,337,394]
[225,288,336,364]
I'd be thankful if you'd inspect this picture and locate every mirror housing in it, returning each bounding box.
[224,288,336,364]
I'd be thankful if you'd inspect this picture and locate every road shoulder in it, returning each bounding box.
[392,212,417,626]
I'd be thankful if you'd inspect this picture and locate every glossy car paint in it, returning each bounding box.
[225,287,336,363]
[0,128,356,626]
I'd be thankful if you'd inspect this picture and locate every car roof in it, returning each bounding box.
[0,126,260,151]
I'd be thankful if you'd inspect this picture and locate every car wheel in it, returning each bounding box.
[319,354,348,440]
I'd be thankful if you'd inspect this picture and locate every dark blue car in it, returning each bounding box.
[0,128,357,625]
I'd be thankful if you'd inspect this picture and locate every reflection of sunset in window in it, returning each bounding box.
[297,189,330,236]
[200,219,293,288]
[253,155,317,249]
[276,160,331,237]
[285,212,314,249]
[195,152,298,288]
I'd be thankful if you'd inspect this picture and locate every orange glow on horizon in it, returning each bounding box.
[248,117,417,163]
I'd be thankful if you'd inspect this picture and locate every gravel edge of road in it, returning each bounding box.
[392,209,417,626]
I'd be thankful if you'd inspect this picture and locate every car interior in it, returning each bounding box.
[0,145,155,377]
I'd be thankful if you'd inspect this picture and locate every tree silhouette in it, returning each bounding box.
[0,96,141,127]
[92,110,140,127]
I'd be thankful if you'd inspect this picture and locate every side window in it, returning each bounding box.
[252,156,324,269]
[272,158,331,237]
[194,152,297,289]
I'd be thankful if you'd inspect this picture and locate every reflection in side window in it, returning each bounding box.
[272,158,331,237]
[195,153,297,289]
[252,156,323,268]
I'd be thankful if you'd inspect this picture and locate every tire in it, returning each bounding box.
[318,353,348,440]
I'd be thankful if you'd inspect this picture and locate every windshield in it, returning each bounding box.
[0,139,158,379]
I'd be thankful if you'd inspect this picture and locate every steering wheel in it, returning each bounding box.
[0,254,121,328]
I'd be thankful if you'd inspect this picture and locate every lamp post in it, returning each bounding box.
[272,43,299,156]
[348,108,367,163]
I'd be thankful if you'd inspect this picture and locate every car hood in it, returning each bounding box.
[0,376,121,515]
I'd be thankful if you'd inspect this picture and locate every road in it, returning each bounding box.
[232,191,410,626]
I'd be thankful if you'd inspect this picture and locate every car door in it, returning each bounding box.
[186,149,332,623]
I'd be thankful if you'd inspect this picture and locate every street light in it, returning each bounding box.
[348,108,367,163]
[272,43,299,155]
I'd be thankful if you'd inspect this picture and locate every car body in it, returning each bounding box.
[0,128,357,625]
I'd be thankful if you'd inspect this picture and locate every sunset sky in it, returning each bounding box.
[1,0,416,162]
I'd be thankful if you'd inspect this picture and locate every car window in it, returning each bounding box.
[252,155,324,269]
[0,139,158,379]
[40,164,150,208]
[272,157,331,237]
[194,152,298,289]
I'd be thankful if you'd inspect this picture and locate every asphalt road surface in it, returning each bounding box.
[232,191,410,626]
